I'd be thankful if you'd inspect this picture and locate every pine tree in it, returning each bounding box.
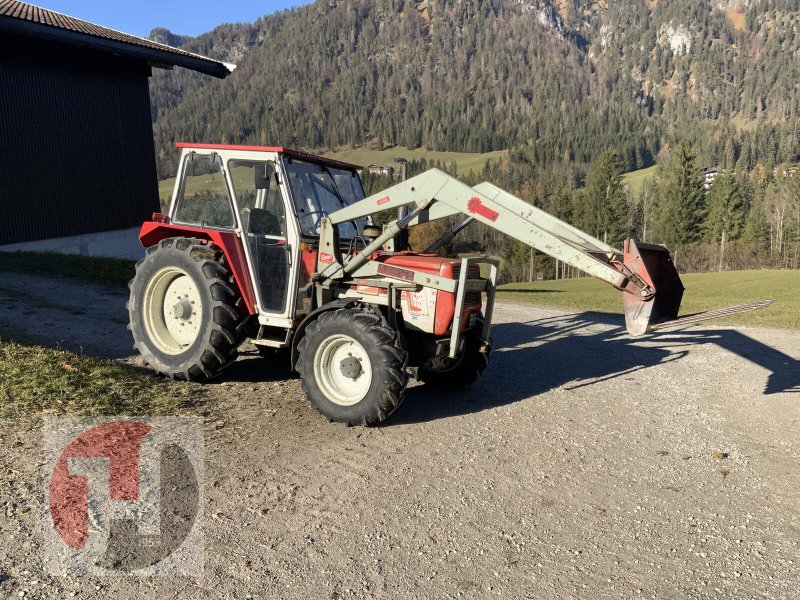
[789,174,800,269]
[503,238,533,282]
[704,174,746,269]
[742,199,767,246]
[654,143,706,247]
[583,149,630,245]
[704,174,746,243]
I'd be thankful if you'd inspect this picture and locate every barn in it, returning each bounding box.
[0,0,232,257]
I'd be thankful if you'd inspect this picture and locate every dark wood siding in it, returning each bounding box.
[0,36,159,245]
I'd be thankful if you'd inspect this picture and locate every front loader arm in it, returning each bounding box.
[317,168,690,336]
[324,169,636,293]
[319,168,770,336]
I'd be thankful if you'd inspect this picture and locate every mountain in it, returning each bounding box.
[148,0,800,178]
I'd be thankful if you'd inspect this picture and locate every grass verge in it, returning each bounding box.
[622,165,657,196]
[497,269,800,330]
[0,251,135,288]
[0,340,204,420]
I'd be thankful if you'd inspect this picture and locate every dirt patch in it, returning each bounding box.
[1,274,799,598]
[726,8,746,32]
[0,272,132,358]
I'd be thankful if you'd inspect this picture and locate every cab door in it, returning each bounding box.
[227,159,296,319]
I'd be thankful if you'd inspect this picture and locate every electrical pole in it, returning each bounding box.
[529,246,534,282]
[394,157,409,251]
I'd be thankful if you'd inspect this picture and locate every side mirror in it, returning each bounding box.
[254,164,272,190]
[363,226,382,238]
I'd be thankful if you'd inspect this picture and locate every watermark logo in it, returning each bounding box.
[43,417,203,576]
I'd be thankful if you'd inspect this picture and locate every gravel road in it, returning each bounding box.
[0,272,133,358]
[1,274,798,599]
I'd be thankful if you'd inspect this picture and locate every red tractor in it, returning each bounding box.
[129,144,496,425]
[129,143,766,425]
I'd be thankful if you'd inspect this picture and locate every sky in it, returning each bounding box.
[36,1,311,38]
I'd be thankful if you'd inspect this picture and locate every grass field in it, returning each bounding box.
[158,172,225,204]
[0,341,203,419]
[322,146,507,177]
[0,251,135,287]
[622,164,658,196]
[498,269,800,330]
[157,150,670,206]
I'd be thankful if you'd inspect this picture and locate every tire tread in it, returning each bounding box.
[128,237,246,382]
[296,306,408,426]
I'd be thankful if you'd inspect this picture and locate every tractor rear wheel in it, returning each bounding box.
[128,237,245,381]
[296,307,408,426]
[419,324,491,390]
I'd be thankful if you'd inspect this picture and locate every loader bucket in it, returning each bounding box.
[622,239,684,336]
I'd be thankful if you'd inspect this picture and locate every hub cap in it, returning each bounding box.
[143,267,203,355]
[313,334,372,406]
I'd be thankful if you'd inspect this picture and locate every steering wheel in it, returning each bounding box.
[297,210,328,234]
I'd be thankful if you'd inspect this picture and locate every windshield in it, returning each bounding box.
[282,159,368,238]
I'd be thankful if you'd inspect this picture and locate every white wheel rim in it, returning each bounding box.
[142,267,203,355]
[313,334,373,406]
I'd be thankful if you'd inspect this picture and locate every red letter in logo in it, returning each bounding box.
[466,197,500,222]
[49,421,153,549]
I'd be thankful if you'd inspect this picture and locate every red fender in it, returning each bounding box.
[139,221,258,315]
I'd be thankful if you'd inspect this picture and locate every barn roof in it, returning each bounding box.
[0,0,234,78]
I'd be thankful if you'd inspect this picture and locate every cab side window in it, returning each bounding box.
[228,159,289,313]
[173,153,235,228]
[228,160,286,237]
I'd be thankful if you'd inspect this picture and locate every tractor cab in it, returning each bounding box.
[151,143,369,328]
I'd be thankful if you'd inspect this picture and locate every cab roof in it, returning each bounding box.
[176,143,362,172]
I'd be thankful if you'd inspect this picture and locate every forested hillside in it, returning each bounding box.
[149,0,799,177]
[148,0,800,277]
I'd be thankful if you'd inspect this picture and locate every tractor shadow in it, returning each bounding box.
[391,311,800,425]
[214,347,294,384]
[490,289,562,295]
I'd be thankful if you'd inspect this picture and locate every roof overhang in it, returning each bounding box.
[0,14,233,78]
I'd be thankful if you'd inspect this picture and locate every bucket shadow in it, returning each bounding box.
[391,311,799,425]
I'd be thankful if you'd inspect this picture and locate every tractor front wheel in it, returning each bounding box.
[296,307,408,426]
[128,237,245,381]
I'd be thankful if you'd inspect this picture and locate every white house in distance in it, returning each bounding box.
[702,168,719,191]
[366,164,396,177]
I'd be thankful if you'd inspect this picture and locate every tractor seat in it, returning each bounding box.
[242,207,282,237]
